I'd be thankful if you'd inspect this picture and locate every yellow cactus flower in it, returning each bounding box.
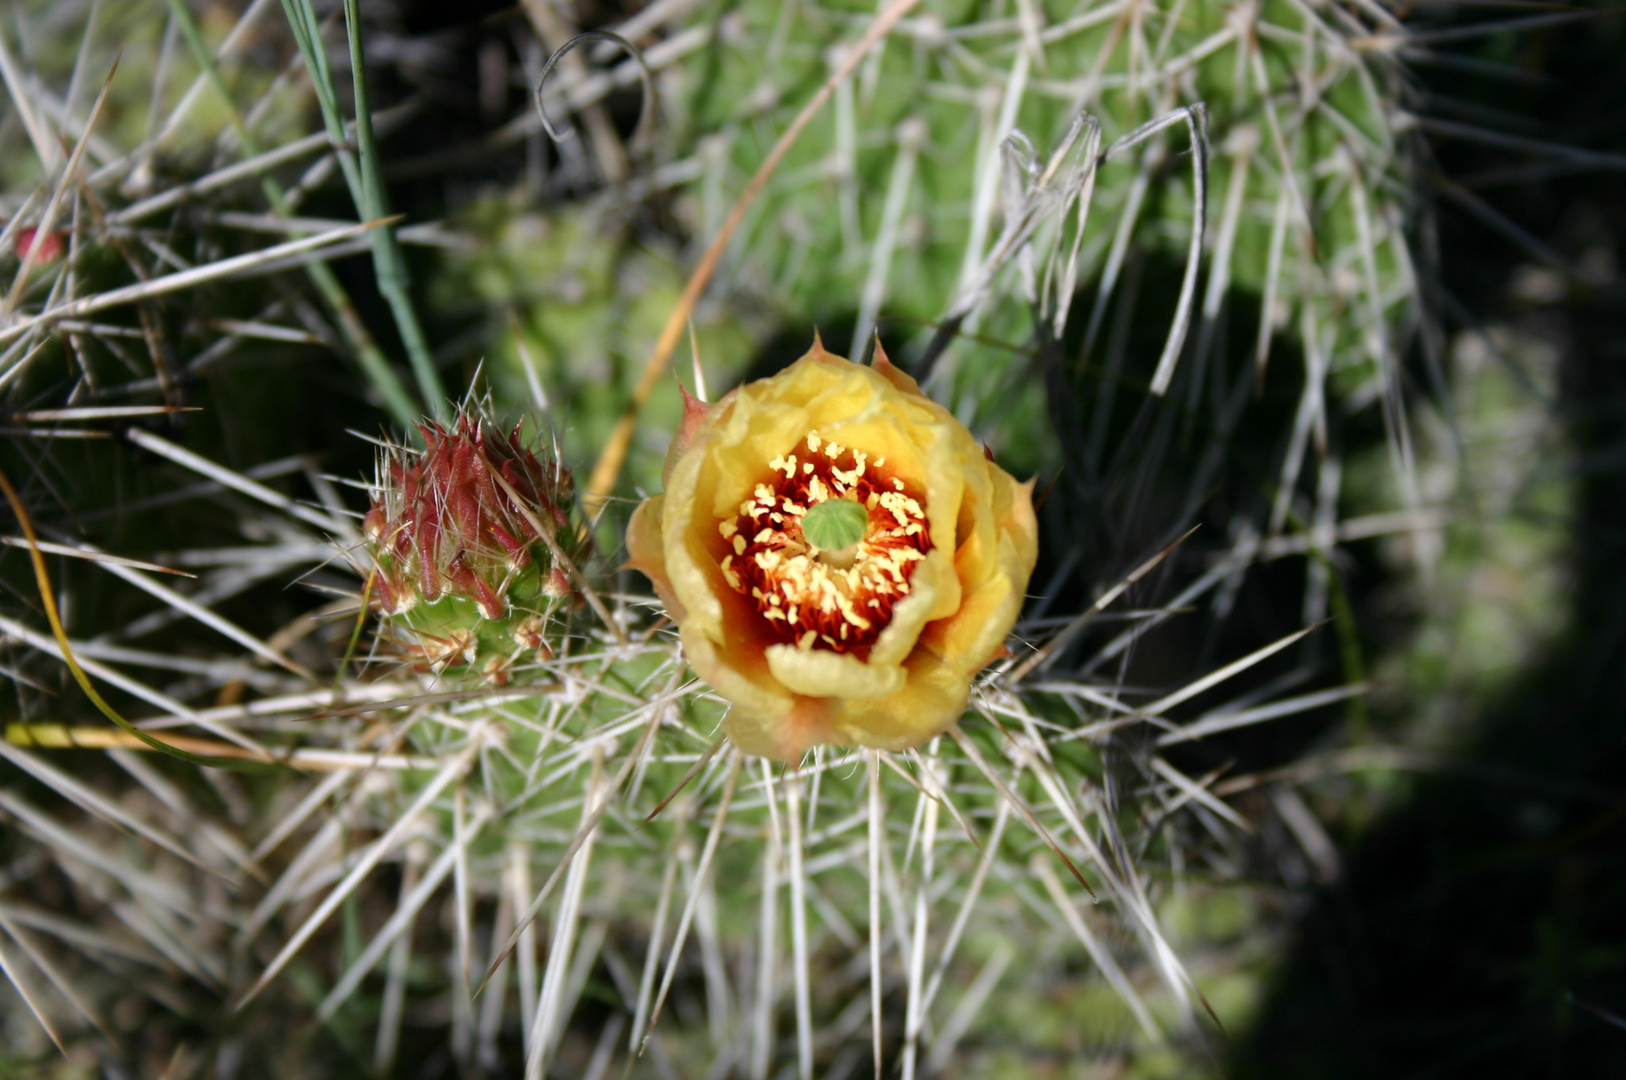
[626,338,1038,759]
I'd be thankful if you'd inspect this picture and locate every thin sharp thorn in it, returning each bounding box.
[3,52,120,317]
[1033,857,1157,1038]
[949,726,1096,898]
[0,927,66,1054]
[867,750,885,1077]
[1139,622,1327,718]
[0,219,399,345]
[1009,525,1199,681]
[629,826,684,1054]
[478,702,663,995]
[785,765,814,1080]
[0,537,193,576]
[644,735,726,824]
[236,738,482,1010]
[316,807,494,1022]
[639,751,742,1052]
[896,749,983,853]
[687,318,708,403]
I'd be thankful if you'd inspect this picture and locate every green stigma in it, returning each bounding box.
[801,497,869,553]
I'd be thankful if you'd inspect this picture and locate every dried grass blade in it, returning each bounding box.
[0,465,234,766]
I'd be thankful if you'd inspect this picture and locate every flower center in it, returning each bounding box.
[718,430,931,656]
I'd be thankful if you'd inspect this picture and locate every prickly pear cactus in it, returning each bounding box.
[671,0,1416,411]
[4,1,1578,1077]
[363,412,581,684]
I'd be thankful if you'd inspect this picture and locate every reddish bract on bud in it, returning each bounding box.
[541,567,575,602]
[364,412,574,621]
[362,410,583,684]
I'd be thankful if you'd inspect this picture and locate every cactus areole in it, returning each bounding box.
[363,413,578,681]
[626,338,1038,759]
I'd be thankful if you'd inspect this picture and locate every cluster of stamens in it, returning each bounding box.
[719,430,931,656]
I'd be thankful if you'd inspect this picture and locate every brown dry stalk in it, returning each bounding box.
[582,0,924,513]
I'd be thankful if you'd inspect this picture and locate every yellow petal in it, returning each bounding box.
[764,643,908,699]
[722,693,836,760]
[920,473,1038,671]
[624,494,685,621]
[825,650,971,751]
[658,446,728,641]
[683,623,796,725]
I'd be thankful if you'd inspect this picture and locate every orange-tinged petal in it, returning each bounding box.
[824,649,971,751]
[683,622,795,722]
[661,383,721,483]
[723,693,836,760]
[765,643,908,700]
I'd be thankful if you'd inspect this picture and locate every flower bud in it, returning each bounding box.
[364,410,580,681]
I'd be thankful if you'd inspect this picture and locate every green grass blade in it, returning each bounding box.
[165,0,421,428]
[342,0,446,418]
